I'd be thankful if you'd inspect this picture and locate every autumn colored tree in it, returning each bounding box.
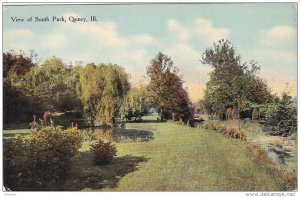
[3,50,37,78]
[147,52,193,122]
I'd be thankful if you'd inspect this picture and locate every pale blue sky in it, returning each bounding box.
[3,3,297,100]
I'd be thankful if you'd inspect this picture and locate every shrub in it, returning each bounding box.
[94,129,114,142]
[28,128,82,185]
[260,95,297,136]
[200,121,248,141]
[3,127,82,190]
[90,140,117,165]
[3,136,30,190]
[81,129,95,141]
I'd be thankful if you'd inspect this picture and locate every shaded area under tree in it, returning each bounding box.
[62,153,149,191]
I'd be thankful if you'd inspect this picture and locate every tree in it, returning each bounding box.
[14,57,82,112]
[3,51,38,124]
[202,40,272,126]
[79,64,130,126]
[259,92,297,136]
[3,51,37,78]
[147,52,193,122]
[5,54,83,117]
[119,86,149,121]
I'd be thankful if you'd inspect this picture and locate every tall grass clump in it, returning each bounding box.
[197,122,247,141]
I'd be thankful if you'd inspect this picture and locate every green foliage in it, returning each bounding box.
[4,53,82,116]
[146,52,194,122]
[201,40,272,115]
[79,64,130,126]
[3,81,34,124]
[3,136,30,190]
[119,86,149,120]
[260,93,297,136]
[28,127,82,181]
[81,129,114,142]
[29,57,82,111]
[90,140,117,164]
[3,127,82,190]
[3,51,38,123]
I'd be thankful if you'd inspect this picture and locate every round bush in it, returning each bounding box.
[91,140,117,165]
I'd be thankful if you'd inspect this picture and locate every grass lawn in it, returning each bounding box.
[63,119,283,191]
[3,129,31,134]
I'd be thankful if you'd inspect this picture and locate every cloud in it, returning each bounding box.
[247,25,297,97]
[259,25,296,46]
[3,29,35,50]
[70,21,127,48]
[166,43,213,101]
[166,43,212,83]
[194,18,230,42]
[167,18,230,42]
[129,34,155,45]
[3,12,157,77]
[167,19,191,40]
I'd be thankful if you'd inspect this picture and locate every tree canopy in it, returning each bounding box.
[79,64,130,126]
[147,52,193,122]
[201,40,272,115]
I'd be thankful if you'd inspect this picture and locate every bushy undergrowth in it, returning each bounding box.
[246,143,297,190]
[3,127,82,191]
[3,136,30,190]
[81,129,114,142]
[197,119,266,140]
[197,122,247,141]
[90,140,117,165]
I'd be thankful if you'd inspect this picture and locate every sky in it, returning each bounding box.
[3,3,298,101]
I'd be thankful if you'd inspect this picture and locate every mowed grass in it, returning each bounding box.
[72,121,282,191]
[3,117,284,191]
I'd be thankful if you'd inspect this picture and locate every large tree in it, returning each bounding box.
[3,51,38,124]
[79,64,130,126]
[9,57,82,112]
[202,40,272,122]
[3,51,37,78]
[147,52,193,122]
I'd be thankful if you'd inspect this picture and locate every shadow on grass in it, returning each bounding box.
[62,152,149,191]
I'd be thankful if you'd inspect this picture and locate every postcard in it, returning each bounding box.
[2,2,298,194]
